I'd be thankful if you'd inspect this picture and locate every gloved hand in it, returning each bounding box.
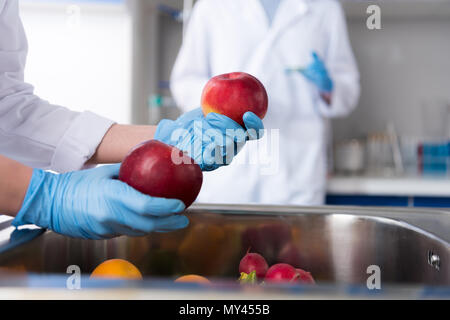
[300,52,333,93]
[12,164,188,240]
[155,108,264,171]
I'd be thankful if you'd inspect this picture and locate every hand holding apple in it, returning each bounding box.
[155,72,267,171]
[119,72,268,209]
[154,107,264,172]
[119,140,203,208]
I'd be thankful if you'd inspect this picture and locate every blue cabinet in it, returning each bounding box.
[412,196,450,208]
[326,195,409,207]
[326,194,450,208]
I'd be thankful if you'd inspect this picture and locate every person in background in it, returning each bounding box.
[0,0,263,239]
[171,0,360,205]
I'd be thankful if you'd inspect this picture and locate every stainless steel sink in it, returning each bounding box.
[0,205,449,297]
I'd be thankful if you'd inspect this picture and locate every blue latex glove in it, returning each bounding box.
[155,108,264,171]
[12,164,188,240]
[299,52,333,93]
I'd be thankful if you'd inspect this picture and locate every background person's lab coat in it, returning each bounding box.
[0,0,114,172]
[171,0,360,205]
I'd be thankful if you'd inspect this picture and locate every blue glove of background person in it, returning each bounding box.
[155,108,264,171]
[300,52,333,93]
[12,164,188,239]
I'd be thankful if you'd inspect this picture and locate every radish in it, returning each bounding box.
[238,271,257,284]
[239,252,269,279]
[264,263,299,283]
[265,263,316,284]
[296,268,315,284]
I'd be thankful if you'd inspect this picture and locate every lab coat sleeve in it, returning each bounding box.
[170,0,211,112]
[316,1,360,118]
[0,0,114,172]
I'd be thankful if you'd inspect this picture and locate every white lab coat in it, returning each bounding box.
[171,0,360,205]
[0,0,114,172]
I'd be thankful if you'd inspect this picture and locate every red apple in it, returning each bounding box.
[201,72,268,127]
[119,140,203,208]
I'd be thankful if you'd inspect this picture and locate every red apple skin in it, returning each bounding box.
[119,140,203,208]
[201,72,268,127]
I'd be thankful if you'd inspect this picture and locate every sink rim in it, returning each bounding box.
[188,204,450,243]
[0,204,449,255]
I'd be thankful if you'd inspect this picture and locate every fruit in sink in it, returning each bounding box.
[201,72,268,127]
[239,252,268,279]
[119,140,203,208]
[0,265,27,276]
[264,263,315,284]
[175,274,211,284]
[264,263,298,283]
[296,268,315,284]
[237,249,315,286]
[90,259,142,280]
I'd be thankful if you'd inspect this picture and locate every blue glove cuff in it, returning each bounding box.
[12,169,53,229]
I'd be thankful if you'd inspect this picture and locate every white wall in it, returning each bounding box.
[333,3,450,141]
[19,1,132,124]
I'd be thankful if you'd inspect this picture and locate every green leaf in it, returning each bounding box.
[238,271,258,284]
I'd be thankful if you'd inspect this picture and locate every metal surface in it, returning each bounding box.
[0,218,45,255]
[0,205,448,290]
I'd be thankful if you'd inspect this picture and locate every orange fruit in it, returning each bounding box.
[90,259,143,280]
[175,274,210,284]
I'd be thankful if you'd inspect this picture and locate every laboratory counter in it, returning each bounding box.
[327,175,450,208]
